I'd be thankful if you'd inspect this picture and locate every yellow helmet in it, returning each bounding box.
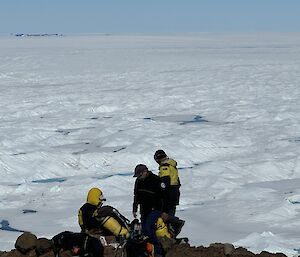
[86,187,105,206]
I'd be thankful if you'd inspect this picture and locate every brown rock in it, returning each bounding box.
[35,238,53,256]
[274,253,288,257]
[104,246,115,257]
[58,250,72,257]
[104,236,116,243]
[6,250,25,257]
[26,249,37,257]
[224,243,235,255]
[258,251,276,257]
[103,246,124,257]
[258,251,287,257]
[231,247,255,257]
[209,243,235,255]
[0,251,8,257]
[15,233,37,254]
[0,252,8,257]
[38,252,55,257]
[160,237,176,252]
[201,246,226,257]
[1,237,292,257]
[166,244,218,257]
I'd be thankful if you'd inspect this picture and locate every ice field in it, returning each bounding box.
[0,33,300,255]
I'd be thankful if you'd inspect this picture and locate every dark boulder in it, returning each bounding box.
[35,238,53,256]
[15,233,37,254]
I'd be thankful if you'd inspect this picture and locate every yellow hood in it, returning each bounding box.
[86,187,103,206]
[163,158,177,168]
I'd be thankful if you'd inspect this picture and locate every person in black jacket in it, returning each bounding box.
[132,164,163,230]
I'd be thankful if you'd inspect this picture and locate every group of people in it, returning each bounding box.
[133,150,185,246]
[52,150,184,257]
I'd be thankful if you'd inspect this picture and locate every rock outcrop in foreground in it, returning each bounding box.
[0,232,290,257]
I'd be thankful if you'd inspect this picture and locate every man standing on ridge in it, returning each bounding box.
[154,150,185,237]
[154,150,181,216]
[132,164,163,231]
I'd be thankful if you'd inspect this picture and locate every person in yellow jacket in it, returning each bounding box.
[154,150,181,216]
[78,187,130,240]
[143,210,172,257]
[154,150,185,240]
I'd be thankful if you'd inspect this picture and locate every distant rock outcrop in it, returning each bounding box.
[0,232,289,257]
[14,33,63,37]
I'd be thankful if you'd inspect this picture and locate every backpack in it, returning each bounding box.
[96,206,130,228]
[52,231,104,257]
[94,205,130,239]
[125,237,154,257]
[121,219,153,257]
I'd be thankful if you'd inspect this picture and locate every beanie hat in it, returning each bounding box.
[133,164,148,177]
[154,149,167,161]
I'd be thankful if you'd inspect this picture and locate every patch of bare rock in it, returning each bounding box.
[0,232,291,257]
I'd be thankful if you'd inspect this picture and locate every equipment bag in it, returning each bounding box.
[125,237,154,257]
[52,231,104,257]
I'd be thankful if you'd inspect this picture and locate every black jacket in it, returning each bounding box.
[133,171,163,219]
[78,203,102,232]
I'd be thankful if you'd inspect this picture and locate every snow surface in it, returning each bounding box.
[0,33,300,256]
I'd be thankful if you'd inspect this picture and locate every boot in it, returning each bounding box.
[172,219,185,237]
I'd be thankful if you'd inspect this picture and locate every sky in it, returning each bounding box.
[0,0,300,34]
